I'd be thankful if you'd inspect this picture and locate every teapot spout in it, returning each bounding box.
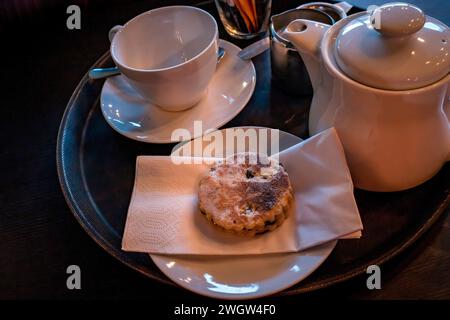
[282,19,330,90]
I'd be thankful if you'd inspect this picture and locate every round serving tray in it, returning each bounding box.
[57,5,450,296]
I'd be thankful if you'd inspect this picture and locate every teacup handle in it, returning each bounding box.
[108,25,123,42]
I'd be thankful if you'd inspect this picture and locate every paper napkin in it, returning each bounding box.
[122,128,363,255]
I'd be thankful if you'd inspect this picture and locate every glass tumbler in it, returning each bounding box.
[214,0,272,39]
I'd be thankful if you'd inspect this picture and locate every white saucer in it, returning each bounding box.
[100,40,256,143]
[150,128,337,299]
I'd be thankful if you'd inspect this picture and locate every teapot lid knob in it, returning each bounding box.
[370,2,425,37]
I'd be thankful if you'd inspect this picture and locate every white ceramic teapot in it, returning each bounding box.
[283,2,450,192]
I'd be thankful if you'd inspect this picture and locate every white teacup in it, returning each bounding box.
[109,6,219,111]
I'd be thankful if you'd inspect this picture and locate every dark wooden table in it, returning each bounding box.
[0,0,449,301]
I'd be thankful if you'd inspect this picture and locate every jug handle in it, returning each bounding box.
[335,2,353,13]
[445,95,450,162]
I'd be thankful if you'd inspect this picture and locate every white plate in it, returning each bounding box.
[150,128,337,299]
[100,40,256,143]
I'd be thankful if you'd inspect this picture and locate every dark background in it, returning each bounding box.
[0,0,449,301]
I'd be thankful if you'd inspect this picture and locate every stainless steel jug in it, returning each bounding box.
[270,8,333,96]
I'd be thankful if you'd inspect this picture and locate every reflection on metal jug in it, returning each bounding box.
[297,1,351,22]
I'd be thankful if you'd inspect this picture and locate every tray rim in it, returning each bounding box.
[57,52,174,286]
[57,51,450,297]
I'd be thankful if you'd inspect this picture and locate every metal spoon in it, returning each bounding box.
[238,37,270,60]
[89,47,226,80]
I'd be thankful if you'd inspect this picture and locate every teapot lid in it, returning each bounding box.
[335,2,450,90]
